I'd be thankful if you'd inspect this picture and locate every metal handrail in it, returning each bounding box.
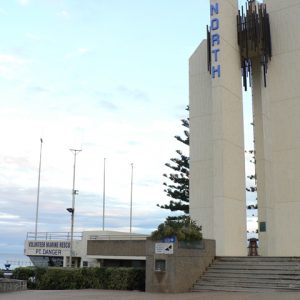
[26,232,83,241]
[88,234,149,240]
[26,232,149,241]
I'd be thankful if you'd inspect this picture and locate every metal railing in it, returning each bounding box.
[26,232,83,241]
[4,260,33,267]
[88,234,149,241]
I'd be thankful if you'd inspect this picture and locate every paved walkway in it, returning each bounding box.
[2,290,300,300]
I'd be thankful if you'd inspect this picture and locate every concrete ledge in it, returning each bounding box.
[146,239,215,293]
[0,278,27,293]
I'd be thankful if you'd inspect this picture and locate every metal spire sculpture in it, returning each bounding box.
[207,0,272,91]
[237,0,272,90]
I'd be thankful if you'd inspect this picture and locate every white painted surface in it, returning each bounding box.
[256,0,300,256]
[190,0,247,256]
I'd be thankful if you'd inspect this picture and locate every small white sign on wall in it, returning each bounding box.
[155,243,174,255]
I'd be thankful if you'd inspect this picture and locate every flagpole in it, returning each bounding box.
[35,138,43,240]
[130,163,133,234]
[68,149,82,267]
[102,158,106,231]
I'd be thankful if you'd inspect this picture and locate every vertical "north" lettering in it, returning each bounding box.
[210,2,221,79]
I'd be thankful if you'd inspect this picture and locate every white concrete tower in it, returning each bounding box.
[254,0,300,256]
[190,0,247,256]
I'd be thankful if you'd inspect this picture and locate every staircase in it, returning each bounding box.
[192,257,300,292]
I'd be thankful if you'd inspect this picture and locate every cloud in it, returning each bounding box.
[27,86,49,93]
[78,48,89,54]
[0,54,29,65]
[0,8,7,15]
[0,212,19,220]
[25,33,45,42]
[99,100,118,111]
[117,86,149,102]
[128,140,139,146]
[17,0,29,6]
[64,48,90,60]
[0,53,30,79]
[57,10,70,20]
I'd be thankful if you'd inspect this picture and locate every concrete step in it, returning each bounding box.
[217,256,300,262]
[203,272,300,280]
[197,277,300,287]
[193,278,300,290]
[193,283,300,291]
[214,260,300,266]
[207,268,300,275]
[210,264,300,270]
[192,285,296,293]
[192,256,300,292]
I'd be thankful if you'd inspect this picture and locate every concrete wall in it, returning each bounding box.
[146,239,215,293]
[255,0,300,256]
[189,0,247,256]
[87,240,146,257]
[0,279,27,293]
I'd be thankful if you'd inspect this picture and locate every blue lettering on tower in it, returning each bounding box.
[210,3,219,16]
[212,49,220,62]
[212,65,221,78]
[210,2,221,79]
[211,18,219,31]
[212,33,220,47]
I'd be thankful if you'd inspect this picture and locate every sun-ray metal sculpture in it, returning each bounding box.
[237,0,272,90]
[207,0,272,91]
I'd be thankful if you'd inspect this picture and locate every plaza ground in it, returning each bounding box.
[2,290,300,300]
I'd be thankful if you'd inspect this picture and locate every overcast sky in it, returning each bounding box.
[0,0,256,255]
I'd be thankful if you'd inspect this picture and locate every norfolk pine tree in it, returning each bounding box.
[157,106,189,218]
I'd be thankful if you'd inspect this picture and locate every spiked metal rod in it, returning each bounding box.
[237,0,272,91]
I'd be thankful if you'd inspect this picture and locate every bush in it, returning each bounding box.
[0,270,3,278]
[78,267,103,289]
[127,268,145,291]
[37,268,78,290]
[12,267,35,280]
[105,268,145,291]
[12,267,145,291]
[150,216,202,241]
[12,267,47,289]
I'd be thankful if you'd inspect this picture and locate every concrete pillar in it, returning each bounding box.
[252,58,274,256]
[189,40,214,239]
[257,0,300,256]
[190,0,247,256]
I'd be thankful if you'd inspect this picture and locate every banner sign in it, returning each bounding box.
[25,240,71,257]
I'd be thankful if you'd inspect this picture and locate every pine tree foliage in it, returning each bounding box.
[157,106,189,215]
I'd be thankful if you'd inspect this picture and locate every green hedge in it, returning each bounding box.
[105,268,145,291]
[12,267,145,291]
[12,267,47,289]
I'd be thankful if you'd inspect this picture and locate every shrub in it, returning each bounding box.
[12,267,47,289]
[13,267,145,291]
[105,268,145,291]
[93,267,107,288]
[37,268,78,290]
[78,267,102,289]
[150,216,202,241]
[12,267,35,280]
[127,268,145,291]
